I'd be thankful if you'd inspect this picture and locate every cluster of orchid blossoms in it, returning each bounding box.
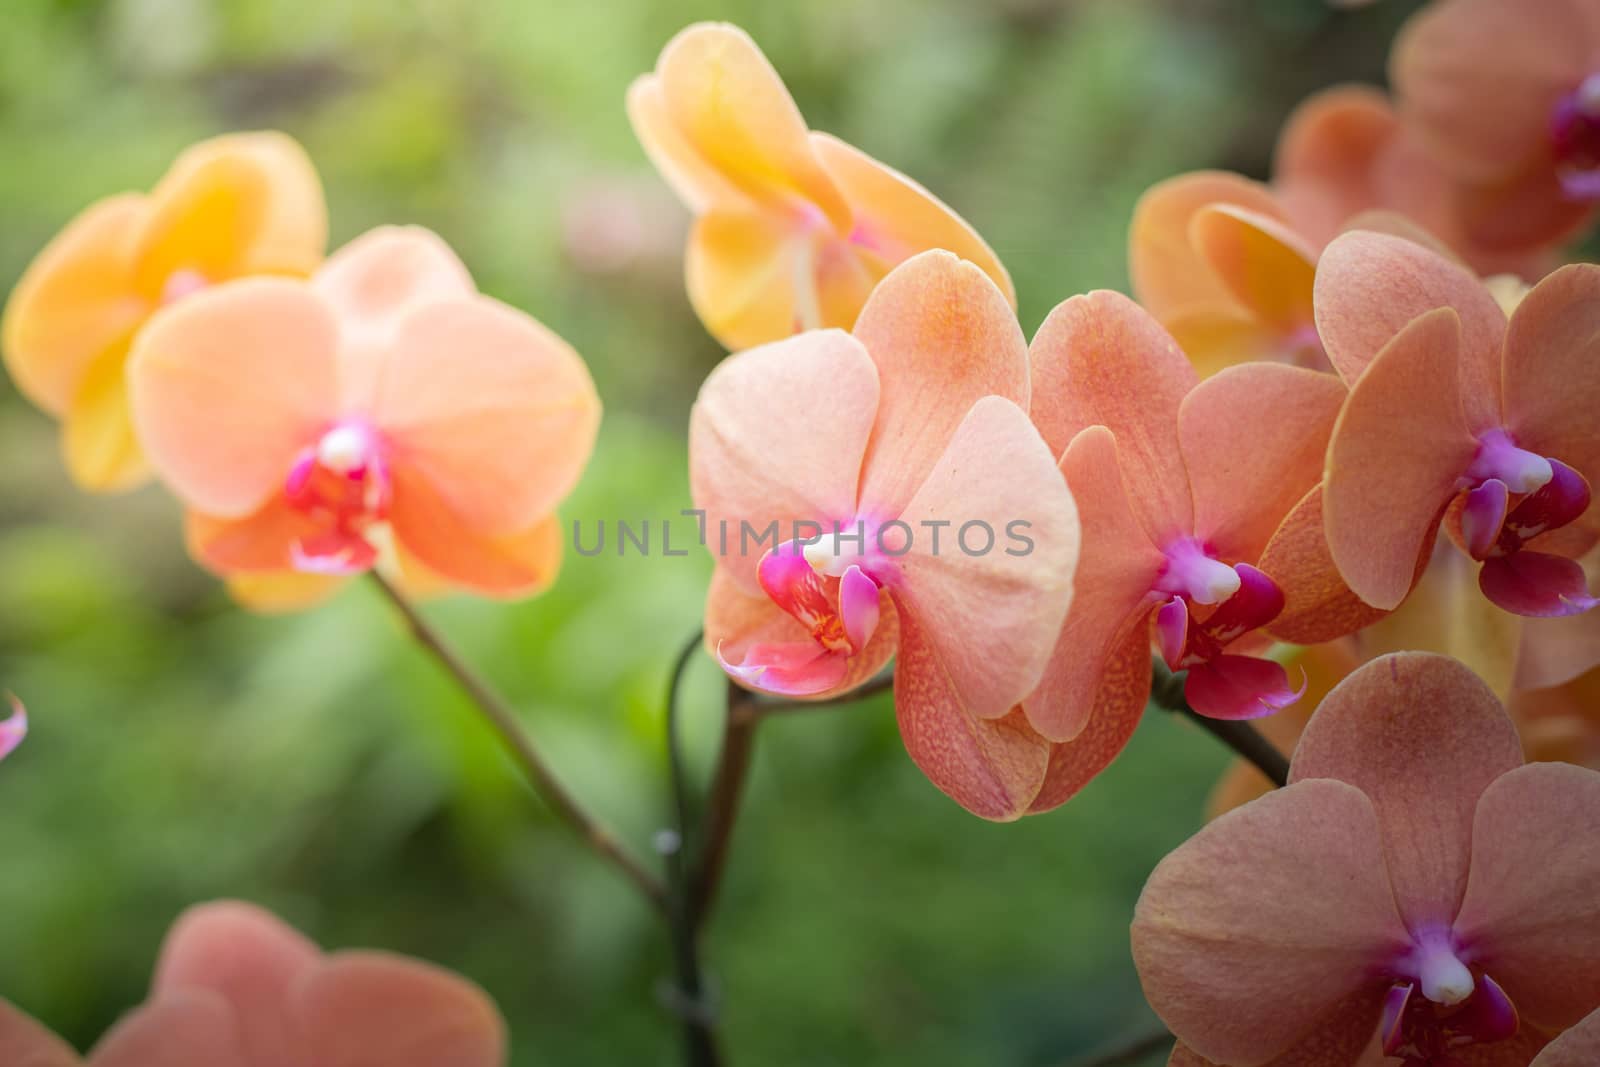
[2,0,1599,1064]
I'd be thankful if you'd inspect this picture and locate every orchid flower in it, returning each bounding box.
[1393,0,1600,251]
[1316,232,1600,625]
[628,22,1013,350]
[1016,289,1369,808]
[2,133,326,491]
[0,901,504,1067]
[691,251,1079,819]
[1138,652,1600,1066]
[127,226,599,607]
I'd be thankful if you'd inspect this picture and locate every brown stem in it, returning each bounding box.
[691,680,761,929]
[368,572,668,911]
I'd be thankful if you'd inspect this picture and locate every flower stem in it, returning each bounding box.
[368,572,668,911]
[1149,661,1290,787]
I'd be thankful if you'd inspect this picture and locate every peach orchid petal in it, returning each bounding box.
[1502,264,1600,486]
[225,571,345,614]
[1,194,145,416]
[387,478,564,598]
[1392,0,1594,185]
[128,279,341,518]
[892,396,1079,720]
[1173,994,1395,1067]
[187,499,320,575]
[854,252,1029,517]
[1020,427,1163,742]
[625,75,751,214]
[1532,1006,1600,1066]
[1323,308,1479,610]
[1029,291,1197,543]
[1454,762,1600,1031]
[1290,652,1524,932]
[1160,308,1290,380]
[1273,86,1400,248]
[1129,171,1288,322]
[688,329,880,591]
[809,132,1015,308]
[1188,206,1318,334]
[62,340,148,492]
[1179,363,1345,564]
[1517,600,1600,690]
[703,566,898,701]
[372,298,600,534]
[1026,621,1151,812]
[129,131,326,298]
[90,991,250,1067]
[1259,489,1389,645]
[684,208,808,349]
[295,952,507,1067]
[0,1000,80,1067]
[1313,231,1507,425]
[1132,780,1408,1067]
[653,23,848,226]
[151,901,320,1066]
[893,610,1051,821]
[313,226,475,360]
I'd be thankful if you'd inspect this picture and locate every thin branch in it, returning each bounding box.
[1149,662,1290,787]
[691,680,760,928]
[1061,1024,1173,1067]
[368,572,668,910]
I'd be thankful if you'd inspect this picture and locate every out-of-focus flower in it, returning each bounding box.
[2,132,326,492]
[1018,289,1366,806]
[628,22,1012,350]
[0,901,505,1066]
[1137,652,1600,1066]
[1317,232,1600,622]
[0,695,26,763]
[1393,0,1600,254]
[1512,666,1600,768]
[691,251,1078,819]
[128,226,599,607]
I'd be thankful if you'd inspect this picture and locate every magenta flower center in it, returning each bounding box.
[1381,931,1518,1064]
[1550,73,1600,200]
[283,421,390,574]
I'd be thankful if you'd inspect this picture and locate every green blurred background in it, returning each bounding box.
[0,0,1425,1063]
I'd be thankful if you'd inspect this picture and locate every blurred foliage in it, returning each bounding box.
[0,0,1423,1063]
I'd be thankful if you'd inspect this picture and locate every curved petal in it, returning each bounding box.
[685,207,808,349]
[1502,264,1600,486]
[373,298,600,534]
[1132,779,1408,1067]
[1392,0,1592,184]
[854,251,1029,517]
[1,193,146,415]
[704,567,897,701]
[187,499,324,576]
[810,132,1015,307]
[1189,206,1318,333]
[1517,603,1600,690]
[688,328,879,590]
[1290,652,1524,933]
[893,609,1051,821]
[1128,171,1287,321]
[626,75,752,214]
[388,478,565,598]
[653,23,848,226]
[151,901,320,1065]
[90,991,250,1067]
[1029,291,1198,543]
[128,279,341,517]
[1454,762,1600,1032]
[1174,993,1395,1067]
[1020,427,1163,741]
[1161,307,1296,379]
[130,131,326,297]
[891,396,1079,720]
[1531,1006,1600,1066]
[225,571,346,613]
[1259,488,1390,645]
[1180,363,1346,564]
[1313,230,1507,428]
[62,339,149,492]
[313,227,475,371]
[1456,159,1597,256]
[294,952,506,1067]
[0,1000,80,1067]
[1026,621,1151,812]
[1273,85,1401,248]
[1324,307,1479,610]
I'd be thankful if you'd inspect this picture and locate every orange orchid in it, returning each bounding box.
[126,226,599,606]
[1393,0,1600,261]
[2,132,326,491]
[1316,233,1600,633]
[628,22,1013,350]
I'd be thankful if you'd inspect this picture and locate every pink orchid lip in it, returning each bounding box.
[284,421,391,575]
[1461,479,1510,561]
[0,694,27,762]
[1153,563,1301,719]
[1383,931,1520,1060]
[1552,73,1600,201]
[1463,429,1552,496]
